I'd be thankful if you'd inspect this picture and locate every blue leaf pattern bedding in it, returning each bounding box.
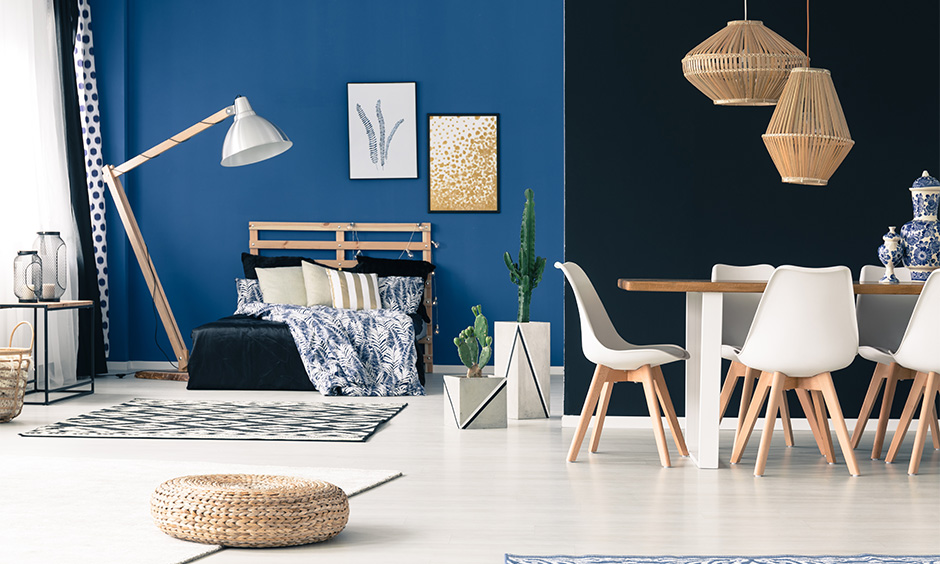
[235,300,425,397]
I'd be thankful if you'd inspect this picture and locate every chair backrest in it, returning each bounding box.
[711,264,774,348]
[554,261,629,365]
[857,265,917,352]
[737,265,859,377]
[893,269,940,374]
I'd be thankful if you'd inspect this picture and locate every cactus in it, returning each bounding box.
[453,305,493,378]
[503,188,547,323]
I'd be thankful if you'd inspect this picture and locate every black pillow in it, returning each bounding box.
[353,255,436,278]
[240,252,336,279]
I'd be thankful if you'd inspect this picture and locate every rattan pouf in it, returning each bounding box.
[151,474,349,548]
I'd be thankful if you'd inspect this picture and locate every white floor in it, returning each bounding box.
[3,373,939,563]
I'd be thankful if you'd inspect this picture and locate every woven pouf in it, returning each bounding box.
[151,474,349,548]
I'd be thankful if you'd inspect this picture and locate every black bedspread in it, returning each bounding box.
[188,314,426,391]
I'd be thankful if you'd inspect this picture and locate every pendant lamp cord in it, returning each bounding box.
[743,0,747,20]
[805,0,810,66]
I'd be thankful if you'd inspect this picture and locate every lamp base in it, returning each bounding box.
[135,370,189,382]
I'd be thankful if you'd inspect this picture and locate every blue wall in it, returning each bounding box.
[92,0,565,367]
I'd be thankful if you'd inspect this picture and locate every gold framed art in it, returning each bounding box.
[428,114,499,213]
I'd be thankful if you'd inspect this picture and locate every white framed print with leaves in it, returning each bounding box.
[347,82,418,179]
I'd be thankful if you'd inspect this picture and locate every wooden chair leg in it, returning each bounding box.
[886,372,927,464]
[719,361,742,423]
[817,372,861,476]
[929,399,940,450]
[639,366,671,468]
[652,365,688,456]
[754,372,786,477]
[795,389,828,457]
[780,391,794,447]
[812,389,836,464]
[872,366,900,460]
[568,364,606,462]
[590,381,614,453]
[908,372,938,475]
[731,371,772,464]
[735,367,759,444]
[851,362,888,450]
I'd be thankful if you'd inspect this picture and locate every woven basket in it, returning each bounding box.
[151,474,349,548]
[0,321,33,423]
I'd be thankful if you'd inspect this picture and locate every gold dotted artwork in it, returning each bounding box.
[428,115,499,212]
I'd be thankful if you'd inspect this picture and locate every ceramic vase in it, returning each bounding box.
[443,375,507,429]
[495,321,550,419]
[900,171,940,281]
[877,226,903,284]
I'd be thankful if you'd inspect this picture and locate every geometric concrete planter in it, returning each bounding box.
[443,375,507,429]
[495,321,550,420]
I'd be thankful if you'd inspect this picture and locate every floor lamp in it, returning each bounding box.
[102,96,292,378]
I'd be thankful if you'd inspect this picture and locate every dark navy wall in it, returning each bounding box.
[565,1,939,417]
[92,0,565,367]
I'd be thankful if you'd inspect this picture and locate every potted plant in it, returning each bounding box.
[496,188,551,419]
[443,305,507,429]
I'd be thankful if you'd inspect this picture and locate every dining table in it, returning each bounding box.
[617,278,924,469]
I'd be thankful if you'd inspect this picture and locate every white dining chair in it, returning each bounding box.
[850,265,921,459]
[556,261,689,467]
[712,264,795,446]
[730,265,861,476]
[881,269,940,475]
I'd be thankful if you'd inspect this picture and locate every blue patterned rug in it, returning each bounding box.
[505,556,940,564]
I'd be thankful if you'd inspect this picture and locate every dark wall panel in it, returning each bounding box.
[564,1,939,417]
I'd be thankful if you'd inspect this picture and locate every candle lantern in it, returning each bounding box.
[34,231,67,301]
[13,251,42,303]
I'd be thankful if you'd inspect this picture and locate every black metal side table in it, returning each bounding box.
[0,300,95,404]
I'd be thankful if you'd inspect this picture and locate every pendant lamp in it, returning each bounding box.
[762,1,853,185]
[681,2,805,106]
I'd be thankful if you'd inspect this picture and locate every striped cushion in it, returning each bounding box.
[327,270,382,310]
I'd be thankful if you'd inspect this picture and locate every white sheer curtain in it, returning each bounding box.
[0,0,80,387]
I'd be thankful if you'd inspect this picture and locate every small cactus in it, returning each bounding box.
[453,305,492,378]
[504,188,546,323]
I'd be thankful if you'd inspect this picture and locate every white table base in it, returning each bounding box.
[684,292,723,468]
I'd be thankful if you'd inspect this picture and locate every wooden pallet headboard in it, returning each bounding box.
[249,221,434,373]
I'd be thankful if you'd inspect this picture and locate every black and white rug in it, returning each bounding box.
[505,557,940,564]
[20,398,407,442]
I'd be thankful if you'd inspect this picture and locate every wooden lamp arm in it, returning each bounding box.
[103,104,236,374]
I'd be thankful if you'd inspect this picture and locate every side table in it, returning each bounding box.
[0,300,95,404]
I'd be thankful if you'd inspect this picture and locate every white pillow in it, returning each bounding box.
[301,261,334,307]
[327,270,382,310]
[255,266,307,306]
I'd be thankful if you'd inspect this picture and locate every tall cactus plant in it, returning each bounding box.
[454,305,493,378]
[503,188,547,323]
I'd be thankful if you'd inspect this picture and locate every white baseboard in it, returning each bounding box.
[107,361,178,374]
[432,365,565,376]
[560,414,902,431]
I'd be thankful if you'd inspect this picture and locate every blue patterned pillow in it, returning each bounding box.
[235,278,263,312]
[378,276,425,314]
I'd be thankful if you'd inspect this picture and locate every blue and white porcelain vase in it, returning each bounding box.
[900,170,940,281]
[877,226,903,284]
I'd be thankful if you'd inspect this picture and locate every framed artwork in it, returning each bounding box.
[347,82,418,179]
[428,114,499,213]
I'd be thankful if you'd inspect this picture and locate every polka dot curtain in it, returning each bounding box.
[73,0,109,356]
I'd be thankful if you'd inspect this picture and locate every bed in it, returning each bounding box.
[187,221,435,396]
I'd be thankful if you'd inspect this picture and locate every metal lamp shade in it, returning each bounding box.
[220,96,292,167]
[681,20,806,106]
[762,67,854,186]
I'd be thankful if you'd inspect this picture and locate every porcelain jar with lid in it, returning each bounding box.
[900,170,940,281]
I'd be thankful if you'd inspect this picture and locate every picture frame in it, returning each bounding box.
[347,82,418,179]
[427,114,500,213]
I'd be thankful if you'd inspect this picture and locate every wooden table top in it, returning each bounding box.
[617,279,924,295]
[0,300,94,309]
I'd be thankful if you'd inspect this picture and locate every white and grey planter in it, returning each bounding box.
[495,321,550,419]
[443,375,507,429]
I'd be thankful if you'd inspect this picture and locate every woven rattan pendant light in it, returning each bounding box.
[681,1,805,106]
[762,0,853,185]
